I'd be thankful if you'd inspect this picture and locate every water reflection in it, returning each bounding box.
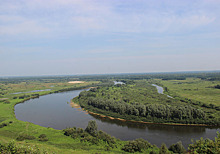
[14,90,219,147]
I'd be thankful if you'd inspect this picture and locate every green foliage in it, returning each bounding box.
[80,135,99,145]
[0,122,8,128]
[63,126,118,148]
[38,134,48,142]
[85,120,98,136]
[215,85,220,89]
[0,141,18,154]
[78,80,214,125]
[168,141,185,153]
[3,100,10,104]
[97,130,116,146]
[16,134,36,141]
[63,127,88,139]
[188,132,220,153]
[159,143,170,154]
[0,141,42,153]
[122,138,152,153]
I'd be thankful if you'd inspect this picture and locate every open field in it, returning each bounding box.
[159,78,220,106]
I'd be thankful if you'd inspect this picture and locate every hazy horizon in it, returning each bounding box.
[1,0,220,76]
[0,70,219,78]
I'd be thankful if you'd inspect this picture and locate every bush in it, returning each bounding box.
[39,137,48,142]
[38,134,46,138]
[188,132,220,153]
[80,136,99,145]
[63,127,88,139]
[97,131,116,145]
[169,141,185,153]
[63,127,77,136]
[159,143,170,154]
[122,138,152,153]
[0,123,8,128]
[38,134,48,142]
[0,141,45,153]
[16,134,36,141]
[3,100,10,104]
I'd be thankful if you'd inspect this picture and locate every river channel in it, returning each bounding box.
[14,88,219,148]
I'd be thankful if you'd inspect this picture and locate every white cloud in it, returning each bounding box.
[0,0,218,36]
[0,19,49,35]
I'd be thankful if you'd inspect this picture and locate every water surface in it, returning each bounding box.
[12,89,51,94]
[15,89,219,148]
[152,84,173,98]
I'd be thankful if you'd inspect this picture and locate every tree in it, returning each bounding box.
[85,120,98,136]
[122,138,152,152]
[169,141,185,153]
[159,143,170,154]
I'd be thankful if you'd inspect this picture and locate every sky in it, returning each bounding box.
[0,0,220,76]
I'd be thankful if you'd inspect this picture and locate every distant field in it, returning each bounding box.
[160,78,220,106]
[0,80,98,99]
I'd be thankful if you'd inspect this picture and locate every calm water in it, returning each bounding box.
[152,84,173,98]
[114,81,125,85]
[12,89,51,94]
[14,89,219,147]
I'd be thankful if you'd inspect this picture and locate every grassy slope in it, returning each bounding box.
[0,81,129,153]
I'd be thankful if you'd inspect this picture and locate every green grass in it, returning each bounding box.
[159,78,220,106]
[0,79,159,153]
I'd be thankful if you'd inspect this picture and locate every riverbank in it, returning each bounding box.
[76,103,211,127]
[2,80,121,153]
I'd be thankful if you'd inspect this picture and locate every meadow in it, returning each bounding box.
[159,78,220,106]
[0,73,220,153]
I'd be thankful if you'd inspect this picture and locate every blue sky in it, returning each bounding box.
[0,0,220,76]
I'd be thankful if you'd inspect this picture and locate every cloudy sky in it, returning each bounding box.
[0,0,220,76]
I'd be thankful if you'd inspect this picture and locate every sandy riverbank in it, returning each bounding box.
[68,81,85,84]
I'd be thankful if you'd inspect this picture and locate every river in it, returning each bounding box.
[14,89,219,148]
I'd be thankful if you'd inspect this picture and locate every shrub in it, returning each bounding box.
[0,141,46,153]
[0,123,8,128]
[39,137,48,142]
[3,100,10,104]
[38,134,48,142]
[63,127,88,139]
[169,141,185,153]
[80,136,99,145]
[188,132,220,153]
[16,134,36,141]
[63,127,77,136]
[38,134,47,138]
[159,143,170,154]
[97,131,116,145]
[122,138,152,153]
